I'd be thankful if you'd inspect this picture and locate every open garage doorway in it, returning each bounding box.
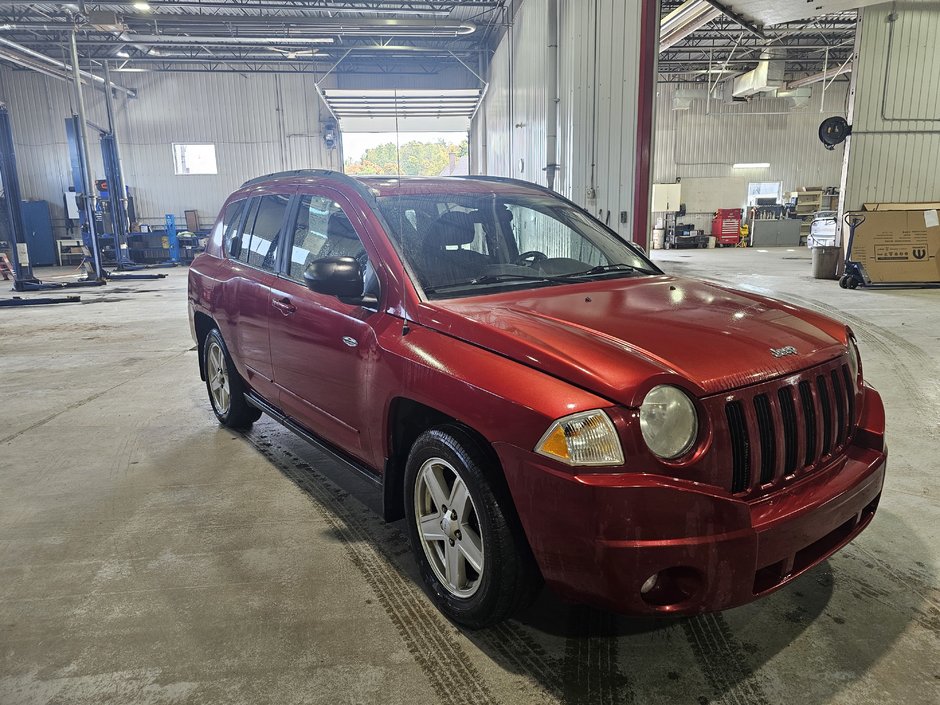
[343,131,469,177]
[319,88,481,178]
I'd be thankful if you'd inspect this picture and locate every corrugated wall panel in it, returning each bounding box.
[843,2,940,208]
[475,0,647,242]
[652,83,848,228]
[0,68,333,238]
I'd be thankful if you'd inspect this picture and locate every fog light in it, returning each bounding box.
[638,566,704,608]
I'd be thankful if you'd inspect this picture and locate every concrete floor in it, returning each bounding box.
[1,248,938,705]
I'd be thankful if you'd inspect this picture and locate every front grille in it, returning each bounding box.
[725,401,750,491]
[722,358,857,495]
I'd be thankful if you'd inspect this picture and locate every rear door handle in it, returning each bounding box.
[272,297,296,315]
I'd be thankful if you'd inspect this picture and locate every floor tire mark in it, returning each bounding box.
[682,614,771,705]
[561,606,632,705]
[243,431,498,705]
[475,621,565,700]
[783,293,935,408]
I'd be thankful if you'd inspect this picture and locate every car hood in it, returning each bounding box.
[416,276,848,406]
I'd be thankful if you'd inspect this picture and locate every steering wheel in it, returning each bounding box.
[515,250,548,266]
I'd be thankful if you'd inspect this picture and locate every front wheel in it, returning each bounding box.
[203,328,262,429]
[404,427,539,628]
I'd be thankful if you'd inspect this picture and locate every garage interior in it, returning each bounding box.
[1,2,938,704]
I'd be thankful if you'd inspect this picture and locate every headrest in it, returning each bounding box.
[432,211,478,247]
[327,212,357,240]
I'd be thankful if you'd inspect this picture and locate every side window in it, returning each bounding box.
[230,198,258,263]
[243,194,289,271]
[218,199,244,252]
[287,195,367,282]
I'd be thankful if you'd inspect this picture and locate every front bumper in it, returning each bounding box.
[495,389,887,615]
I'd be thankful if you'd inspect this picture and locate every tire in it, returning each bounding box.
[203,328,262,429]
[839,275,849,289]
[404,426,540,628]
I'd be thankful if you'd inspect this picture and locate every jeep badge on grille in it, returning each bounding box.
[770,345,798,358]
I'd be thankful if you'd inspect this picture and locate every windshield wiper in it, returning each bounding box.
[567,263,653,277]
[424,272,582,294]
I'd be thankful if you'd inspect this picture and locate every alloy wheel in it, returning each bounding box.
[413,457,485,598]
[207,340,231,415]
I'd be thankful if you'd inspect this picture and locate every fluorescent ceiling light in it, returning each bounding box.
[132,2,151,11]
[733,162,770,169]
[115,50,130,58]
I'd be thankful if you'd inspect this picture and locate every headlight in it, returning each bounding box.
[847,336,862,387]
[640,385,698,460]
[534,410,624,466]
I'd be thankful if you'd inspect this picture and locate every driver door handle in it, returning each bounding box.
[272,297,296,316]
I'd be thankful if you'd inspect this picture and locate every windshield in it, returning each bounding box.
[377,192,658,299]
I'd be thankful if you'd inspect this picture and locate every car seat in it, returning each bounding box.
[421,211,488,286]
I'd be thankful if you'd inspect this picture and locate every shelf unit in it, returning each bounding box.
[793,187,839,244]
[56,239,85,266]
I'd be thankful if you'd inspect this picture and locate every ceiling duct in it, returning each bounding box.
[87,12,125,33]
[672,88,712,110]
[786,63,853,89]
[115,33,334,47]
[730,53,784,98]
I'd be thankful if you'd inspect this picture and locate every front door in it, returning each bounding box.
[268,189,383,463]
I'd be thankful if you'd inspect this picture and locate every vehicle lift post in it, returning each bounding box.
[68,31,106,284]
[0,105,85,306]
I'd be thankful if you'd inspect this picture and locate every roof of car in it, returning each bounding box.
[240,170,549,198]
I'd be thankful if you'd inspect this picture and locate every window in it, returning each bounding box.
[378,194,655,299]
[243,194,289,271]
[220,199,245,253]
[173,143,218,175]
[229,198,257,263]
[288,195,367,282]
[747,182,782,206]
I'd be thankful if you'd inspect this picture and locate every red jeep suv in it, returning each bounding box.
[188,170,886,627]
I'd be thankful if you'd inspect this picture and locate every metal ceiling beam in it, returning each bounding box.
[0,36,136,96]
[699,0,765,39]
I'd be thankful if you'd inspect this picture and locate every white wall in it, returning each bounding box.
[842,2,940,210]
[473,0,657,244]
[0,69,335,237]
[652,83,848,230]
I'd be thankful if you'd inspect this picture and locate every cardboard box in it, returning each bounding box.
[850,203,940,283]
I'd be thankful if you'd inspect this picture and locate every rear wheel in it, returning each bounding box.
[203,329,262,429]
[404,427,539,628]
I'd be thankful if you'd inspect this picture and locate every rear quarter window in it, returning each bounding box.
[220,200,245,253]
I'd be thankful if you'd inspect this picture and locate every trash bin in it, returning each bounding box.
[651,229,665,249]
[812,245,840,280]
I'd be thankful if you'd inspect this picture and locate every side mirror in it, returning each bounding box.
[303,256,377,308]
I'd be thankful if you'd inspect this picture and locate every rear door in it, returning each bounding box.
[268,188,384,462]
[223,192,292,402]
